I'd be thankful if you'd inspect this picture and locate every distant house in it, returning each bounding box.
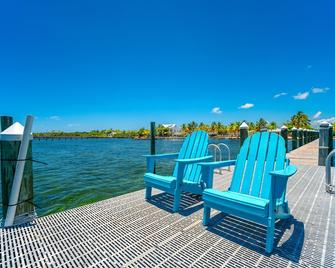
[162,124,182,136]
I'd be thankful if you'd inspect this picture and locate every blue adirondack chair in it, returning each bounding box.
[199,132,297,253]
[144,130,212,212]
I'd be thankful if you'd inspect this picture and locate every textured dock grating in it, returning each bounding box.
[1,165,334,267]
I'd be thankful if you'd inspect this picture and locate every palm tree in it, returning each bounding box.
[290,111,311,128]
[255,118,267,131]
[268,121,277,130]
[187,121,198,133]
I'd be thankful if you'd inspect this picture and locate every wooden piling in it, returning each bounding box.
[150,122,156,173]
[0,116,34,223]
[239,122,248,147]
[319,121,332,166]
[292,127,298,150]
[280,125,288,152]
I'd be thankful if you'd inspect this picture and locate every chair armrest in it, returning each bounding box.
[198,160,236,169]
[144,153,179,160]
[270,165,297,178]
[144,153,179,173]
[268,165,297,214]
[174,156,213,187]
[175,155,213,164]
[198,160,236,189]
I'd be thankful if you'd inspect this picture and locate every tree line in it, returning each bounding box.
[34,111,315,139]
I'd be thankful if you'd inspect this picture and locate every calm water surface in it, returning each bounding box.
[1,138,294,217]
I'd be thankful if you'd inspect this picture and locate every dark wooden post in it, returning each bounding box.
[298,128,304,147]
[328,124,333,155]
[292,127,298,150]
[306,130,310,143]
[1,116,13,219]
[0,116,35,224]
[150,122,156,173]
[319,121,332,166]
[280,125,288,152]
[1,116,13,131]
[239,122,249,147]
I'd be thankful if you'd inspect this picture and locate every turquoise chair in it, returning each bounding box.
[144,130,212,212]
[199,132,297,253]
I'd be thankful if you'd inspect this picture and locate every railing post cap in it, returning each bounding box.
[281,125,288,129]
[320,121,330,127]
[239,122,249,129]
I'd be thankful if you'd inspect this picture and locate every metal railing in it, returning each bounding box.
[208,143,232,173]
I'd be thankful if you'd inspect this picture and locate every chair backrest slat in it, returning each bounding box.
[231,132,287,200]
[230,136,251,192]
[260,133,279,198]
[173,130,209,183]
[240,133,261,194]
[187,131,208,182]
[250,132,270,196]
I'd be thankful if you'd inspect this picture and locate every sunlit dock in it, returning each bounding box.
[1,163,334,267]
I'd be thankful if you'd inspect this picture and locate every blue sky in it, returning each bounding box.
[1,0,334,131]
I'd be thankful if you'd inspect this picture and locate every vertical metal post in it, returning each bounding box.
[239,122,249,147]
[292,127,298,150]
[280,125,288,152]
[319,121,331,166]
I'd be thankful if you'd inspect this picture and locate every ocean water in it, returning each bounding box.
[0,138,240,217]
[0,137,296,217]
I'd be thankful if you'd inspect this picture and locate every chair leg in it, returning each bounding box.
[203,206,211,226]
[173,188,181,212]
[145,187,152,200]
[265,217,275,253]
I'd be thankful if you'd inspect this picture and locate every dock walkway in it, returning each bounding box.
[288,139,319,166]
[1,141,335,267]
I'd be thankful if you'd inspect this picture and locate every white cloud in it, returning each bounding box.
[49,115,60,120]
[312,87,329,94]
[273,92,288,98]
[211,107,222,114]
[239,103,254,109]
[313,117,335,127]
[293,91,309,100]
[313,111,322,119]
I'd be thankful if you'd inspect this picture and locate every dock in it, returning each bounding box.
[1,143,335,267]
[288,139,320,166]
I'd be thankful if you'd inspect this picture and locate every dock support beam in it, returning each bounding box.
[239,122,249,147]
[280,125,288,152]
[319,121,333,166]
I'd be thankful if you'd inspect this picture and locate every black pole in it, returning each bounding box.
[150,122,156,173]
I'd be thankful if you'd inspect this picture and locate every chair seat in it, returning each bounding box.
[144,173,176,190]
[203,189,269,218]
